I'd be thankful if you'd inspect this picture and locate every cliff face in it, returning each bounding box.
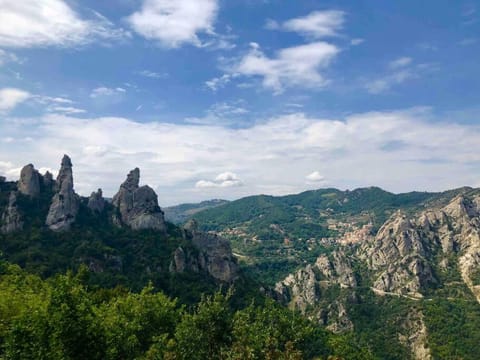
[169,219,239,282]
[274,251,356,332]
[1,192,23,234]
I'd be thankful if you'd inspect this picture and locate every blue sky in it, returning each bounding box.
[0,0,479,205]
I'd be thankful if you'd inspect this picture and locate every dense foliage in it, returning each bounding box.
[0,261,368,360]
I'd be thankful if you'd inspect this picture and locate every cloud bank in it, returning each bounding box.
[1,108,479,205]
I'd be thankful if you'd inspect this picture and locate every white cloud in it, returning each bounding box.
[196,172,243,188]
[365,57,425,94]
[48,106,86,114]
[270,10,345,39]
[350,38,365,46]
[264,19,280,30]
[389,57,412,69]
[205,74,234,91]
[136,70,168,79]
[0,88,30,113]
[305,171,325,183]
[90,87,126,98]
[0,0,128,48]
[185,100,248,125]
[127,0,219,48]
[366,70,414,94]
[1,108,480,205]
[234,42,339,94]
[0,49,22,66]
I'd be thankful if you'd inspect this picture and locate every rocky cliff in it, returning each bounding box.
[169,219,238,282]
[46,155,80,231]
[112,168,166,232]
[272,191,480,359]
[17,164,41,197]
[1,192,23,234]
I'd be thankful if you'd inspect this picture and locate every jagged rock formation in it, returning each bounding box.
[88,189,105,213]
[274,190,480,348]
[45,155,79,231]
[419,195,480,302]
[274,251,356,332]
[169,219,239,282]
[354,195,480,302]
[359,211,435,298]
[112,168,166,232]
[17,164,41,197]
[1,192,23,233]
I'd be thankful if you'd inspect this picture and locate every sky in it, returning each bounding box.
[0,0,479,206]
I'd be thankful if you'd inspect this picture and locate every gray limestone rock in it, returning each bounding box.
[88,188,105,213]
[45,155,79,231]
[180,220,239,282]
[1,191,23,234]
[18,164,41,197]
[112,168,166,232]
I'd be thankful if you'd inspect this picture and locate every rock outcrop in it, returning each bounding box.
[274,251,356,332]
[419,195,480,302]
[398,310,432,360]
[169,219,239,282]
[112,168,166,232]
[359,211,435,298]
[18,164,41,197]
[45,155,79,231]
[1,191,23,234]
[88,189,105,213]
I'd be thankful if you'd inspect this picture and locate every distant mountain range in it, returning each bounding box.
[164,199,229,224]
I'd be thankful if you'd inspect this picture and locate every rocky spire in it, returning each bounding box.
[88,188,105,213]
[1,192,23,234]
[112,168,166,232]
[45,155,79,231]
[18,164,41,197]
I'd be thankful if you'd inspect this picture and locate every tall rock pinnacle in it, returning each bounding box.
[112,168,166,232]
[45,155,79,231]
[18,164,41,197]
